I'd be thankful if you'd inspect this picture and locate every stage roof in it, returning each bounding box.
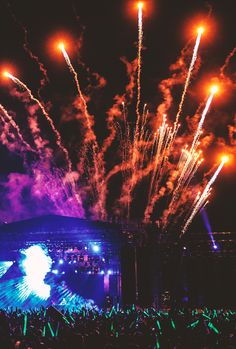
[0,215,123,245]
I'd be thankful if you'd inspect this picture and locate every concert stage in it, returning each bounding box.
[0,215,236,309]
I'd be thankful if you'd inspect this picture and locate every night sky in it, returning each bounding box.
[0,0,235,231]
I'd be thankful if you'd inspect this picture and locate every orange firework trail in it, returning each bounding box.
[190,85,218,152]
[174,27,204,131]
[121,2,144,217]
[58,43,95,139]
[118,106,151,219]
[3,71,72,171]
[133,2,143,156]
[144,115,173,222]
[135,2,143,125]
[182,156,228,235]
[143,80,218,226]
[58,43,107,220]
[167,85,217,212]
[0,103,34,152]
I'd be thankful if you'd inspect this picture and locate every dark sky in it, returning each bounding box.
[0,0,235,231]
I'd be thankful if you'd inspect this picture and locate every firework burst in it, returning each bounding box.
[0,4,234,235]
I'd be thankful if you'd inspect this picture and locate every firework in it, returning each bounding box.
[58,42,107,220]
[3,71,72,171]
[182,155,228,235]
[135,1,143,127]
[58,43,94,135]
[166,84,218,214]
[126,2,144,216]
[0,8,232,235]
[174,26,204,131]
[190,85,219,152]
[0,102,34,152]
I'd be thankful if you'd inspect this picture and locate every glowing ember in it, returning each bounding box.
[58,42,65,51]
[210,84,219,94]
[137,2,144,10]
[197,26,205,35]
[3,70,11,78]
[221,155,229,163]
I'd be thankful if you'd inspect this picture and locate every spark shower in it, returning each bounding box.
[0,2,233,235]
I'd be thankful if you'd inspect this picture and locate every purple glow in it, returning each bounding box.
[0,170,85,223]
[104,274,109,293]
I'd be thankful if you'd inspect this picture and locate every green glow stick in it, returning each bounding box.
[48,322,55,337]
[202,313,211,320]
[187,319,200,328]
[55,322,60,337]
[156,320,161,330]
[63,316,70,325]
[109,307,114,317]
[23,315,27,336]
[42,325,46,337]
[70,315,75,323]
[155,335,160,349]
[156,320,162,335]
[208,322,219,334]
[171,319,176,329]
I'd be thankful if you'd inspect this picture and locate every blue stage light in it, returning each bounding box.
[59,259,64,265]
[21,245,52,299]
[107,269,113,275]
[92,244,100,253]
[0,261,13,278]
[52,269,59,275]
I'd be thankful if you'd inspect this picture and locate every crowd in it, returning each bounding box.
[0,306,236,349]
